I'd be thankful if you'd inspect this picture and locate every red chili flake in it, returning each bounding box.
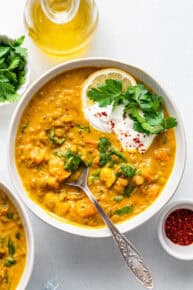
[110,120,115,129]
[101,111,107,117]
[165,208,193,246]
[94,112,102,118]
[133,137,140,144]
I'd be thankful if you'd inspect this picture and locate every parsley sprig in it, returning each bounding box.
[0,35,27,103]
[88,79,177,134]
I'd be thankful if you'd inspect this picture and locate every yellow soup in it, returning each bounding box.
[0,189,26,290]
[15,68,176,227]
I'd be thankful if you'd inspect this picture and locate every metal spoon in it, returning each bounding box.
[66,167,153,289]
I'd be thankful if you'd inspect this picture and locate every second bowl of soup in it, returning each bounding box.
[8,58,186,237]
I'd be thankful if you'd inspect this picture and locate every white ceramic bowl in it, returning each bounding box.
[158,200,193,260]
[0,182,34,289]
[8,58,186,238]
[0,35,30,107]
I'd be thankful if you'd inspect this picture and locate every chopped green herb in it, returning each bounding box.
[6,212,14,219]
[4,257,16,267]
[114,205,134,215]
[87,80,177,135]
[0,35,27,103]
[15,232,21,240]
[75,124,91,133]
[21,123,28,133]
[98,137,127,167]
[49,130,65,145]
[8,237,15,256]
[114,195,124,202]
[124,184,135,197]
[118,164,137,177]
[64,149,83,173]
[4,271,9,283]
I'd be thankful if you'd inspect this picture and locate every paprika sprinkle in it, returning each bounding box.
[165,208,193,246]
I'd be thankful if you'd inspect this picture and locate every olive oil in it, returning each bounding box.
[24,0,98,57]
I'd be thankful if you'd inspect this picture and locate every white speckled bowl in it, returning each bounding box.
[0,182,34,289]
[8,58,186,238]
[0,35,30,107]
[158,200,193,260]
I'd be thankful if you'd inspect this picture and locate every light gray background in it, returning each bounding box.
[0,1,193,289]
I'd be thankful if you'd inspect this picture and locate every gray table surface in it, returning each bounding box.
[0,0,193,289]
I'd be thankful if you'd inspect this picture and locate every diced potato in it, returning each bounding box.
[100,168,116,188]
[75,199,97,218]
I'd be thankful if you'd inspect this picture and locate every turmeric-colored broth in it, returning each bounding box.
[0,189,26,290]
[15,68,176,227]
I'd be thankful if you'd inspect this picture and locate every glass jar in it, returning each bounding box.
[24,0,98,57]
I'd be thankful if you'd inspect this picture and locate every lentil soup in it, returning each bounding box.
[0,188,26,290]
[15,68,176,228]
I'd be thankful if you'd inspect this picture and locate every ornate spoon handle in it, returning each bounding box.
[84,185,153,289]
[66,167,153,289]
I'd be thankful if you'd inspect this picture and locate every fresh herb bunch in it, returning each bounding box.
[98,137,127,167]
[87,79,177,134]
[0,35,27,102]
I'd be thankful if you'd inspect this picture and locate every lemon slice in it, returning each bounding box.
[82,68,137,105]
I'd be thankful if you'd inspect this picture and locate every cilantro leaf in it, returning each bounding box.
[4,257,16,267]
[88,79,123,107]
[123,184,135,197]
[64,150,83,173]
[0,82,18,102]
[114,205,134,215]
[0,47,9,58]
[119,164,136,177]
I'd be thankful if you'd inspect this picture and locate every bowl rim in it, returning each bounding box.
[0,34,30,107]
[158,200,193,260]
[0,182,34,289]
[7,57,187,238]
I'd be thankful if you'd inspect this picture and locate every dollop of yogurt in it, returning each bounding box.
[83,103,155,153]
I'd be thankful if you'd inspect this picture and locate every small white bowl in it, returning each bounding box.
[0,35,30,107]
[0,182,34,289]
[8,58,186,238]
[158,200,193,260]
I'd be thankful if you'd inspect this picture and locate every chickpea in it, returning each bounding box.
[132,175,144,185]
[75,199,97,218]
[113,177,129,193]
[29,147,47,165]
[48,156,71,181]
[100,168,116,188]
[44,193,58,210]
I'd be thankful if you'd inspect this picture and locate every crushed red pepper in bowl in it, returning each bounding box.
[164,208,193,246]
